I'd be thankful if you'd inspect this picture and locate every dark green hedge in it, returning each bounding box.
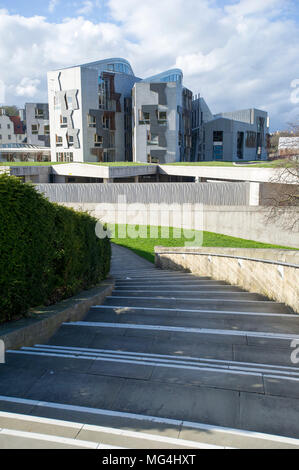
[0,174,111,322]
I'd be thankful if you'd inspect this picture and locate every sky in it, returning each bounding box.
[0,0,298,131]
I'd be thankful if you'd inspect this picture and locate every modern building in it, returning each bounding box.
[47,57,269,164]
[47,59,194,164]
[0,110,26,146]
[132,69,192,164]
[47,58,140,163]
[25,103,50,147]
[191,99,270,162]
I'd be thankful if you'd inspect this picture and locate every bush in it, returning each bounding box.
[0,174,111,322]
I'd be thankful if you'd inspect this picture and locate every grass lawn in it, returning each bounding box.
[0,161,153,167]
[87,162,153,166]
[0,162,63,166]
[165,160,286,168]
[110,224,296,263]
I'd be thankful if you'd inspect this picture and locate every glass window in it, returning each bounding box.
[32,124,38,135]
[94,134,103,147]
[88,115,96,127]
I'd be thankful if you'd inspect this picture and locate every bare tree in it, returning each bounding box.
[264,157,299,232]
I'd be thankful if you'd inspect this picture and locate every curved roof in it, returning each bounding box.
[81,58,135,76]
[142,68,183,84]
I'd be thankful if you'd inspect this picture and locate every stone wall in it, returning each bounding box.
[155,247,299,313]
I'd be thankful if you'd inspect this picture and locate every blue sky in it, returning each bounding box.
[0,0,298,130]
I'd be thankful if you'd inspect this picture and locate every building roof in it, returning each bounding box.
[9,116,26,135]
[56,58,136,77]
[142,68,183,84]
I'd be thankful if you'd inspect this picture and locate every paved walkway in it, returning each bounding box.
[1,244,299,448]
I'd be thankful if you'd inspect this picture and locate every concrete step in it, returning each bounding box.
[2,360,299,439]
[115,285,247,292]
[86,306,299,335]
[114,274,213,282]
[111,290,267,301]
[62,319,299,352]
[103,295,290,313]
[115,278,232,288]
[1,404,299,449]
[0,411,211,449]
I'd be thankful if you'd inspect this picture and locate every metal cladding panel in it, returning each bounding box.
[35,182,250,205]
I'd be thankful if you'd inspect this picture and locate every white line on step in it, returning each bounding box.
[24,346,299,378]
[0,411,227,449]
[0,428,118,449]
[0,395,298,447]
[92,305,299,318]
[32,344,299,373]
[63,321,299,341]
[107,296,281,304]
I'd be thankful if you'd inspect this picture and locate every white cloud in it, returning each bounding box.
[77,1,94,15]
[48,0,59,13]
[15,78,41,98]
[0,0,298,129]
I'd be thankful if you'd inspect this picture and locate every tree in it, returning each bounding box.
[0,105,19,116]
[265,157,299,232]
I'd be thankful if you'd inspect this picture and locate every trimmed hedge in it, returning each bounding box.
[0,174,111,323]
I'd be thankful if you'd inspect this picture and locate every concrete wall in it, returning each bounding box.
[47,202,299,249]
[159,165,297,184]
[154,246,299,313]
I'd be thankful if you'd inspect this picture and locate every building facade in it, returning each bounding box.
[48,58,140,163]
[133,69,193,164]
[0,110,26,146]
[191,101,270,162]
[25,103,50,147]
[47,58,269,164]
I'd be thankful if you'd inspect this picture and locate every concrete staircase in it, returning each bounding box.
[1,244,299,449]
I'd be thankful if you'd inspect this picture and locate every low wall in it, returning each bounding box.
[155,247,299,314]
[36,182,250,206]
[0,281,114,351]
[57,202,299,249]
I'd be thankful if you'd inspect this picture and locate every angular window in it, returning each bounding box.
[213,131,223,160]
[102,116,109,129]
[246,131,257,148]
[139,111,150,125]
[66,96,73,110]
[35,108,44,119]
[237,132,244,159]
[158,111,167,124]
[60,116,68,128]
[44,125,50,135]
[94,134,103,147]
[213,131,223,143]
[54,95,61,110]
[67,134,74,146]
[56,135,63,147]
[32,124,38,135]
[88,115,96,128]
